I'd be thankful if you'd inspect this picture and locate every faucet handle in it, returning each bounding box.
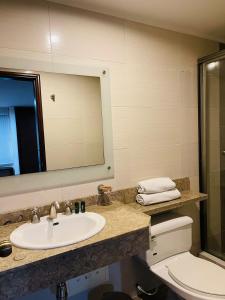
[31,207,40,224]
[32,207,39,214]
[64,201,72,216]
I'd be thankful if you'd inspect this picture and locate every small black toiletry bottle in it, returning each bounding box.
[81,201,85,213]
[74,202,80,214]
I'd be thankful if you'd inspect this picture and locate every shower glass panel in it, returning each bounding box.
[199,50,225,261]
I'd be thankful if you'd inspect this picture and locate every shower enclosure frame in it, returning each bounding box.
[198,48,225,259]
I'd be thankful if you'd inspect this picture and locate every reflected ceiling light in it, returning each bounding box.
[207,61,219,70]
[50,34,60,44]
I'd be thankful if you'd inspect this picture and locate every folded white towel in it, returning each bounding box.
[137,177,176,194]
[136,189,181,206]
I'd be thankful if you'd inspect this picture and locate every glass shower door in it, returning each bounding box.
[200,53,225,260]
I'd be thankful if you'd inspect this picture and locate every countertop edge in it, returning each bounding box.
[0,226,149,300]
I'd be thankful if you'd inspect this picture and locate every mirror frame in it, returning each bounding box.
[0,57,114,196]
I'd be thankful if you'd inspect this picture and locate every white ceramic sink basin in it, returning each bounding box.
[10,212,106,250]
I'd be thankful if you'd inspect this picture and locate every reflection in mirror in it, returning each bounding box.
[40,72,104,171]
[0,70,104,177]
[0,73,46,177]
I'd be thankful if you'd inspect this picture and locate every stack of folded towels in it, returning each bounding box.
[136,177,181,206]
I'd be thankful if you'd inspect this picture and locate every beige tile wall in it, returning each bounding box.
[0,0,218,213]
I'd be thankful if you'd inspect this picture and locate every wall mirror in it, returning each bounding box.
[0,58,113,196]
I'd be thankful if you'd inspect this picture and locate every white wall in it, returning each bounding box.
[0,0,218,212]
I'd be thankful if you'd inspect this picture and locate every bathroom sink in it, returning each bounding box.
[10,212,106,250]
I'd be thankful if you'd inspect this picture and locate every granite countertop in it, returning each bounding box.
[0,202,149,274]
[0,186,207,299]
[0,190,206,274]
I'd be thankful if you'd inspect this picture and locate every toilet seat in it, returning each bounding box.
[167,252,225,297]
[151,252,225,300]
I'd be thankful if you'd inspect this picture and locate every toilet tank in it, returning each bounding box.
[146,216,193,266]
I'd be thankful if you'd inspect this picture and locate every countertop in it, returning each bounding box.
[0,189,207,299]
[0,202,150,300]
[0,203,149,274]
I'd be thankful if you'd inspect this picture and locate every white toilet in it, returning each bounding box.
[143,216,225,300]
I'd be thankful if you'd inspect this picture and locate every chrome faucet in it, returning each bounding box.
[49,201,60,220]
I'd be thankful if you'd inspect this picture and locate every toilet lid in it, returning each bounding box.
[167,254,225,296]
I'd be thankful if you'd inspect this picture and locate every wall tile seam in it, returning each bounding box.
[0,46,51,55]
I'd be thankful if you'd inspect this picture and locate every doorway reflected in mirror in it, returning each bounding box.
[0,72,46,177]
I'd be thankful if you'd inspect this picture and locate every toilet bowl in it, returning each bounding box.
[143,216,225,300]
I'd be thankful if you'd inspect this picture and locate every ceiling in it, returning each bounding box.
[49,0,225,43]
